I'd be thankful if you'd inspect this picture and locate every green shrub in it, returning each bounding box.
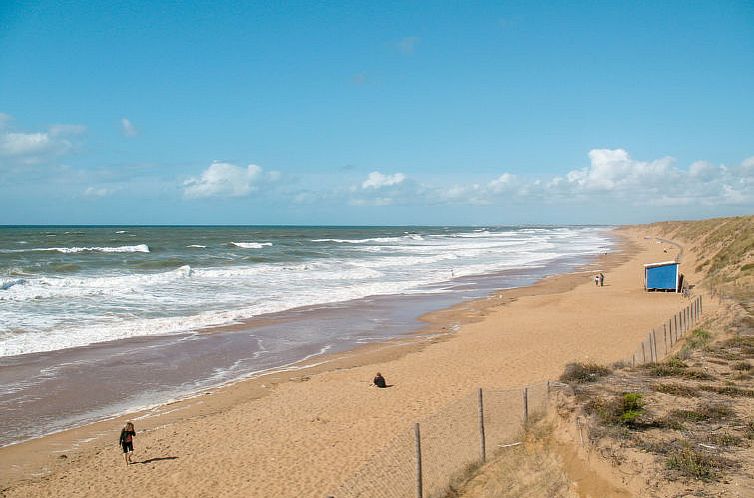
[666,443,726,481]
[645,357,687,377]
[587,392,644,427]
[652,383,698,397]
[559,362,611,384]
[668,403,734,423]
[685,329,711,350]
[707,432,742,447]
[682,369,715,381]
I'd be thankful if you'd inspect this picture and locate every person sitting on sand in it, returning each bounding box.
[373,372,387,388]
[119,421,136,465]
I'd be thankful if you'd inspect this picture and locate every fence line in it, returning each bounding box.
[628,294,703,367]
[328,383,547,498]
[329,295,705,497]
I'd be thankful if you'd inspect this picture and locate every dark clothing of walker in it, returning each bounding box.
[119,429,136,453]
[373,373,387,388]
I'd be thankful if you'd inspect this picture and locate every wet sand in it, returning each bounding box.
[0,259,585,447]
[0,227,695,497]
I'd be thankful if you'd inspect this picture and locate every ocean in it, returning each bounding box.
[0,225,613,445]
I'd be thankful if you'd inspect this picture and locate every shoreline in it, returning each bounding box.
[1,226,685,496]
[0,249,618,439]
[0,235,613,449]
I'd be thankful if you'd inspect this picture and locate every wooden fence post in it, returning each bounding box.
[415,423,423,498]
[652,330,658,362]
[664,324,668,356]
[478,388,486,463]
[700,295,703,315]
[669,319,673,345]
[641,342,646,364]
[523,387,529,424]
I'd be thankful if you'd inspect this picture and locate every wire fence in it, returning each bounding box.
[626,294,703,366]
[327,382,548,498]
[328,295,705,498]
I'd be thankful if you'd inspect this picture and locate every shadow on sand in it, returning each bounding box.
[138,456,179,465]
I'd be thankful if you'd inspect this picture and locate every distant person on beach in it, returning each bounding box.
[594,275,599,286]
[373,372,387,388]
[599,273,604,287]
[119,421,136,465]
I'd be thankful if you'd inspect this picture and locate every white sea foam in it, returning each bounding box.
[0,227,614,356]
[0,244,150,254]
[231,242,272,249]
[115,230,128,234]
[186,244,206,248]
[311,235,422,244]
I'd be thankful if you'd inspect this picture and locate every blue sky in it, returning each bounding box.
[1,1,752,225]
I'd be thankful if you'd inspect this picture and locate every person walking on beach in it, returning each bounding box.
[119,421,136,465]
[594,274,599,286]
[599,273,605,287]
[373,372,387,388]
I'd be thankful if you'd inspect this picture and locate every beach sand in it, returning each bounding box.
[0,227,701,497]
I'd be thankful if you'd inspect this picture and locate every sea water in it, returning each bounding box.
[0,225,613,445]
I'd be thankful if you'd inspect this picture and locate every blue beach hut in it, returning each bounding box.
[644,261,680,292]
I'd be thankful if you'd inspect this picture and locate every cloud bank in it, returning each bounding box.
[344,150,753,209]
[183,162,280,199]
[0,114,85,165]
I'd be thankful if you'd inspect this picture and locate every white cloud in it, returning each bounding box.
[557,148,677,192]
[83,186,114,198]
[121,118,137,137]
[349,171,417,206]
[537,149,754,207]
[346,151,754,210]
[0,115,84,165]
[0,132,60,157]
[487,173,516,193]
[362,171,406,189]
[183,162,267,199]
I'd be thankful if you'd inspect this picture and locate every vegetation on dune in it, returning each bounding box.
[667,402,734,423]
[665,442,733,481]
[559,362,611,384]
[586,392,645,427]
[652,383,698,397]
[653,215,754,302]
[683,329,711,352]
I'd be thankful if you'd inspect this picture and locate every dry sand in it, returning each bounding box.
[0,227,700,497]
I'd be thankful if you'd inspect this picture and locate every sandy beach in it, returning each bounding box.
[0,227,700,497]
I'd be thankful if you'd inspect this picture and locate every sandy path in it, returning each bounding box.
[0,228,700,497]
